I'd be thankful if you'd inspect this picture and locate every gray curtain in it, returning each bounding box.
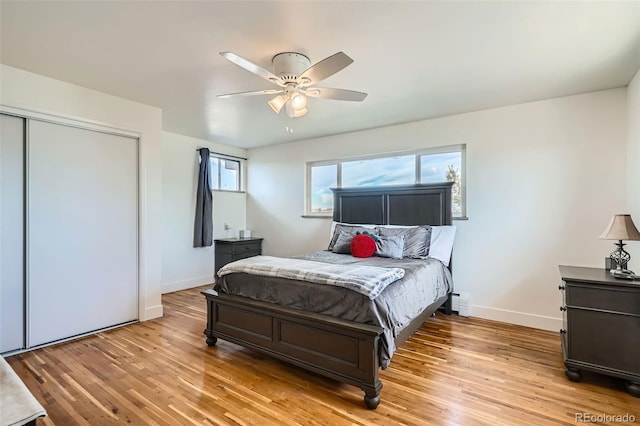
[193,148,213,247]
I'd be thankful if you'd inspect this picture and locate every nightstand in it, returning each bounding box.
[214,237,263,278]
[559,265,640,397]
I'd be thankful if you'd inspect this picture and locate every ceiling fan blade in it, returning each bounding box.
[220,52,281,85]
[217,89,283,99]
[304,87,367,102]
[298,52,353,85]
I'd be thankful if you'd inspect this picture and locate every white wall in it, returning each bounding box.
[0,64,163,321]
[161,132,247,293]
[627,70,640,273]
[247,88,628,331]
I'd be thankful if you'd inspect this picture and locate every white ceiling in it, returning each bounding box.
[1,1,639,148]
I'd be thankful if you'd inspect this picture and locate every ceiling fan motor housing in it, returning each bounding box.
[272,52,310,83]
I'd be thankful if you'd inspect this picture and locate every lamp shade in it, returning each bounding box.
[599,214,640,240]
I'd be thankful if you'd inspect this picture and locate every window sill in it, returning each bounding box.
[213,189,245,194]
[453,216,469,221]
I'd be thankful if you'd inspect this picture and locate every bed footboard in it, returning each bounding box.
[202,289,384,409]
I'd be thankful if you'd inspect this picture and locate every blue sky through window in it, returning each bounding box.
[421,152,461,182]
[310,164,336,212]
[342,155,415,187]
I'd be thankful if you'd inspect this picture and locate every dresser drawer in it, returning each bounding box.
[567,309,640,374]
[566,283,640,315]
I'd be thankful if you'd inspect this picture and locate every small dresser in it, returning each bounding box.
[558,265,640,397]
[214,237,263,278]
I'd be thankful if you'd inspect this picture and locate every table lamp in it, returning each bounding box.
[599,214,640,279]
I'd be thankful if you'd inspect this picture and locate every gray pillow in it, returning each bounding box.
[377,225,431,258]
[328,225,377,251]
[331,230,356,254]
[375,235,405,259]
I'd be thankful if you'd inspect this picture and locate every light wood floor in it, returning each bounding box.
[6,286,639,425]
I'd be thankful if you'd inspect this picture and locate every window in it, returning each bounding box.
[419,151,464,217]
[306,145,466,218]
[309,163,337,213]
[209,155,242,192]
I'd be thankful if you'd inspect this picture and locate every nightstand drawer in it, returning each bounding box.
[231,251,261,261]
[566,283,640,315]
[231,241,261,254]
[217,240,262,254]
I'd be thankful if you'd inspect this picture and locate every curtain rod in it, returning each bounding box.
[196,148,247,161]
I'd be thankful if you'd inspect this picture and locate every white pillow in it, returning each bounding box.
[429,226,457,267]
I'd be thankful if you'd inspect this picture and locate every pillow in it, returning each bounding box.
[350,234,376,258]
[429,226,457,266]
[331,230,356,254]
[375,235,405,259]
[377,225,431,258]
[328,223,377,251]
[329,221,376,239]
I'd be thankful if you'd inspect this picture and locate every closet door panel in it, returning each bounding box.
[28,120,138,347]
[0,114,25,353]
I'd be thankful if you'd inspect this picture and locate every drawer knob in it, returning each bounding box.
[560,306,567,312]
[558,285,565,290]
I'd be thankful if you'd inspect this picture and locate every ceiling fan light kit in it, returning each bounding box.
[218,50,367,118]
[267,95,287,114]
[290,92,307,109]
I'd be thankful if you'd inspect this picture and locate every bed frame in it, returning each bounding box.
[202,183,453,409]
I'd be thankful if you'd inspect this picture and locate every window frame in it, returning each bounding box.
[305,144,466,219]
[208,153,243,192]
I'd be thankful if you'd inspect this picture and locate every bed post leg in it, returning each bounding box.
[204,329,217,346]
[444,293,453,315]
[202,290,219,346]
[362,381,382,409]
[363,389,380,409]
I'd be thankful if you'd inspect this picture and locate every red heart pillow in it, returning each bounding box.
[350,234,376,258]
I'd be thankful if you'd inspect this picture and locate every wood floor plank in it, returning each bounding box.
[6,285,639,425]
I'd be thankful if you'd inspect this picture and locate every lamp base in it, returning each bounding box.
[610,269,636,280]
[609,240,630,272]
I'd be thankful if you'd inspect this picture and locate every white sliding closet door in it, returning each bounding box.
[28,120,138,347]
[0,114,25,353]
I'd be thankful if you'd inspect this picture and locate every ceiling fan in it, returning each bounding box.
[217,51,367,118]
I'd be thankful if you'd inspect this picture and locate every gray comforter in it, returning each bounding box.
[215,251,453,368]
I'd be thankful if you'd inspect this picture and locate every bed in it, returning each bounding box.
[202,183,454,409]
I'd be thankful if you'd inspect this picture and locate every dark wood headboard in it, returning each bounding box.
[331,183,453,226]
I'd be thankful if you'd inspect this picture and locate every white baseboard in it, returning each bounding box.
[142,304,163,321]
[161,275,214,294]
[469,305,562,332]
